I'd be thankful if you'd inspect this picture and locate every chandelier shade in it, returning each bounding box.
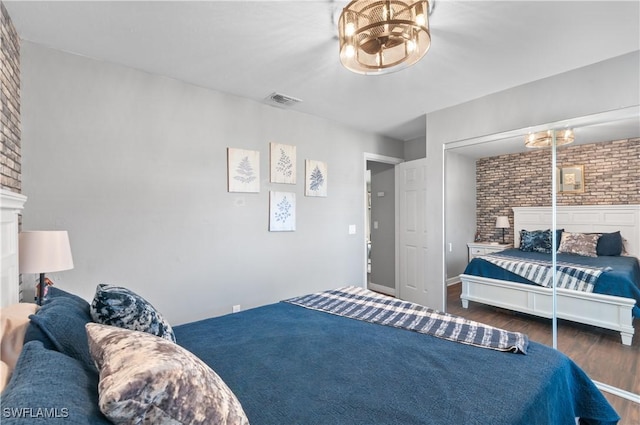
[525,129,574,148]
[338,0,432,75]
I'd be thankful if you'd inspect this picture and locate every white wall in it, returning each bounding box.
[426,51,640,311]
[19,42,404,324]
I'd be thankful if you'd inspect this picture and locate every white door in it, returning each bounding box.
[397,158,430,306]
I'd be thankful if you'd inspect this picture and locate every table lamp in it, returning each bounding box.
[19,231,74,305]
[495,216,510,244]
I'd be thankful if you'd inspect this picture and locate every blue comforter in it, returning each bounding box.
[174,302,619,425]
[464,249,640,317]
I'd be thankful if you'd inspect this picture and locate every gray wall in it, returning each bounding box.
[367,161,395,290]
[404,135,426,161]
[19,42,404,324]
[426,51,640,310]
[444,151,476,282]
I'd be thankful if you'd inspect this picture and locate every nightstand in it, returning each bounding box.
[467,242,513,262]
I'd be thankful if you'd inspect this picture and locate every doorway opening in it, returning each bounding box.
[363,153,403,297]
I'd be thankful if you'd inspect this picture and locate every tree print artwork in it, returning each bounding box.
[269,191,296,231]
[274,195,292,223]
[270,143,296,184]
[309,165,324,191]
[234,156,257,184]
[305,160,328,197]
[228,148,260,193]
[276,149,293,178]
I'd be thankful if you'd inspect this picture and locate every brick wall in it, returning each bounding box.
[476,138,640,243]
[1,1,21,192]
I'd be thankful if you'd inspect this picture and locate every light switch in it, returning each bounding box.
[348,224,356,235]
[377,192,385,197]
[373,221,378,229]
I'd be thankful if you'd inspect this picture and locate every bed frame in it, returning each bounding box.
[460,205,640,346]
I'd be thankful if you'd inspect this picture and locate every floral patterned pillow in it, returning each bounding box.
[86,323,249,425]
[90,284,175,342]
[519,229,553,253]
[557,232,599,257]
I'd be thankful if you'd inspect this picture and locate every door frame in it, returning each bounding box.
[363,153,404,295]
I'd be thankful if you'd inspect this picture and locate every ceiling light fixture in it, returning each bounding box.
[338,0,432,75]
[525,129,574,148]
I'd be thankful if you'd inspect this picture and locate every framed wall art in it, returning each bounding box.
[557,164,584,194]
[227,148,260,193]
[305,159,327,197]
[269,191,296,231]
[270,143,296,184]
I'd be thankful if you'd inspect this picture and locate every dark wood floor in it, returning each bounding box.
[447,282,640,424]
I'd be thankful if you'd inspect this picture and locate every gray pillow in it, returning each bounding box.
[86,323,249,425]
[90,284,175,342]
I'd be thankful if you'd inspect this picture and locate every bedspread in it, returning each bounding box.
[174,301,619,425]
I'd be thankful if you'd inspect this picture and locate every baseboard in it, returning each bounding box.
[368,282,396,297]
[447,276,460,286]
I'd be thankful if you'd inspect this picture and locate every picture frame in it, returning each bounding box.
[269,191,296,231]
[305,159,327,197]
[227,148,260,193]
[557,165,584,193]
[270,143,296,184]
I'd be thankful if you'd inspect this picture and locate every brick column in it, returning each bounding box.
[1,1,21,192]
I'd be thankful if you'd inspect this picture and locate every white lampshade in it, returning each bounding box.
[19,231,74,274]
[495,216,510,229]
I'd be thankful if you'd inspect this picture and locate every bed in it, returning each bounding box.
[460,205,640,346]
[0,284,620,424]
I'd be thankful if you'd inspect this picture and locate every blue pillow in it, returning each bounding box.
[43,286,91,311]
[23,321,57,352]
[596,231,623,256]
[519,229,552,253]
[0,341,110,425]
[90,284,175,342]
[24,297,96,373]
[554,229,564,251]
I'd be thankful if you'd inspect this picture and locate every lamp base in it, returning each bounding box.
[501,229,506,244]
[37,273,45,306]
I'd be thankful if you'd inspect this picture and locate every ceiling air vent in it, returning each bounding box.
[265,92,302,108]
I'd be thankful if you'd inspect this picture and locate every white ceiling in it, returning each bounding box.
[4,0,640,142]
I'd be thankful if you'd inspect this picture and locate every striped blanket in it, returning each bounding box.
[284,286,529,354]
[479,254,611,292]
